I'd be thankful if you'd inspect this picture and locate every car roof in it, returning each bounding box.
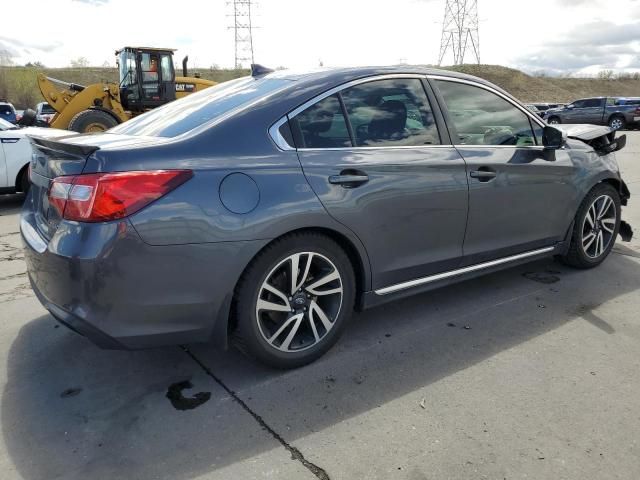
[266,65,496,86]
[259,65,518,105]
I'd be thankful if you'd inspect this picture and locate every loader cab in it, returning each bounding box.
[117,47,176,112]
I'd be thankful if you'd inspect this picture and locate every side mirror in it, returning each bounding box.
[566,104,574,109]
[542,125,566,149]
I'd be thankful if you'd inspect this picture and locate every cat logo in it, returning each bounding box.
[175,83,196,93]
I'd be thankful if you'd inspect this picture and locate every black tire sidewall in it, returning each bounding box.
[19,167,30,193]
[234,234,355,368]
[69,110,118,133]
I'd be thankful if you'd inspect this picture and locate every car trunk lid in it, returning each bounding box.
[28,135,99,240]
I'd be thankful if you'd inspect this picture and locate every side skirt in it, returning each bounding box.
[361,245,561,310]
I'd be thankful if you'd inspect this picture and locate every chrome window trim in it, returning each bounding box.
[427,74,547,129]
[268,72,549,151]
[453,145,544,150]
[297,144,455,152]
[375,246,556,296]
[288,73,429,119]
[268,116,294,151]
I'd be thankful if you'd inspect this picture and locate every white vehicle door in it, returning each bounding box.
[0,133,10,188]
[0,133,30,190]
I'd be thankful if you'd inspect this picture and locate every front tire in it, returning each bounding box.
[547,116,561,125]
[561,183,621,268]
[232,232,355,369]
[68,109,119,133]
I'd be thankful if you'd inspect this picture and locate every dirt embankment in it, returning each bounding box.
[1,64,639,109]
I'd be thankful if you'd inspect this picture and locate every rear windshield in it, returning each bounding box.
[110,76,291,138]
[40,104,56,114]
[0,105,14,115]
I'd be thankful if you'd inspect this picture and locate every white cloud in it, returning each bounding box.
[2,0,639,74]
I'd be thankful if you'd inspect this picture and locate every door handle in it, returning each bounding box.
[329,171,369,187]
[469,169,497,182]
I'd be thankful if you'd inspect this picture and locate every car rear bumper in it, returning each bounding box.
[21,211,267,350]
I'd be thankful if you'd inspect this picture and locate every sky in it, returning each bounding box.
[1,0,640,75]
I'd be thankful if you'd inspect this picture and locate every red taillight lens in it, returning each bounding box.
[635,106,640,115]
[49,170,192,222]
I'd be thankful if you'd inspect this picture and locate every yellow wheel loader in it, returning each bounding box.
[37,47,216,133]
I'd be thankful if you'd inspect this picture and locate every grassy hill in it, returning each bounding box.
[1,64,639,110]
[447,65,640,102]
[0,66,249,109]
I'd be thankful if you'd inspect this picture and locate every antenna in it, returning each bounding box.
[438,0,480,66]
[229,0,256,69]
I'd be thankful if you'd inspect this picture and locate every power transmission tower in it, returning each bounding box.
[438,0,480,66]
[230,0,255,69]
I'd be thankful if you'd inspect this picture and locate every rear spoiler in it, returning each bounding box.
[29,135,100,157]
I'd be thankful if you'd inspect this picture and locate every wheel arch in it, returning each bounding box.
[14,162,29,192]
[607,112,625,124]
[560,175,626,254]
[599,176,630,206]
[222,226,371,341]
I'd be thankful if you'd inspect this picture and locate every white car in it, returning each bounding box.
[0,118,71,194]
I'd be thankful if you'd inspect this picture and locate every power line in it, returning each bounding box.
[438,0,480,66]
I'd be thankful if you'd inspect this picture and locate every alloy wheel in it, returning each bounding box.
[610,118,624,130]
[255,252,343,352]
[581,194,617,259]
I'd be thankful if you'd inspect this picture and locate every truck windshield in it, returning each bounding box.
[118,50,137,88]
[110,75,291,138]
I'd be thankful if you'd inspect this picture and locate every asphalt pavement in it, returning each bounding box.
[1,133,639,480]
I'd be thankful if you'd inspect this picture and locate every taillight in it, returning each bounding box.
[48,170,192,222]
[635,106,640,115]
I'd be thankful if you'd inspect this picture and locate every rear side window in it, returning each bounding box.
[288,77,440,149]
[290,94,351,148]
[341,78,440,146]
[434,80,537,146]
[583,98,603,108]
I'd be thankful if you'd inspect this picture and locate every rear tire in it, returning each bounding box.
[68,110,119,133]
[18,166,29,194]
[608,115,625,130]
[561,183,621,269]
[232,232,355,369]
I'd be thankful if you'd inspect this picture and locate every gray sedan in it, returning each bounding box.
[21,66,632,368]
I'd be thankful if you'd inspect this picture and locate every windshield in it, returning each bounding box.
[0,118,16,130]
[118,50,137,88]
[40,104,56,114]
[110,76,292,138]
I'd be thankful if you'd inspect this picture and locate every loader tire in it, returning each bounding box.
[68,110,119,133]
